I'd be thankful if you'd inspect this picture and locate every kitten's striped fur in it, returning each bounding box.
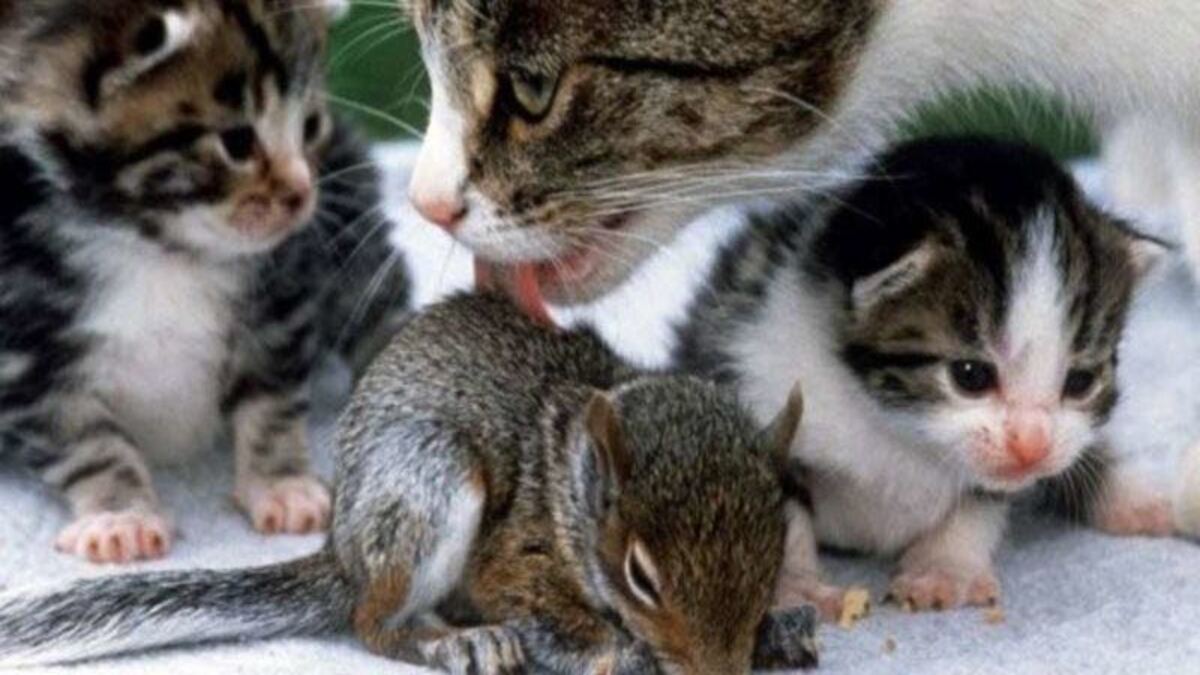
[676,137,1167,614]
[0,0,410,563]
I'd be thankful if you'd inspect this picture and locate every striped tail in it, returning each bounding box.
[0,550,353,667]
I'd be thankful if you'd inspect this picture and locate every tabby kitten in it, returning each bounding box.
[675,137,1167,614]
[400,0,1199,317]
[0,0,409,564]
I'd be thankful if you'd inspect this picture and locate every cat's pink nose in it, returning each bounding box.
[412,193,466,233]
[1004,416,1051,470]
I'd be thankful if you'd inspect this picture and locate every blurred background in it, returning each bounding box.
[328,1,1097,158]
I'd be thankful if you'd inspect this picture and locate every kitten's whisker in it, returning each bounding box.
[317,158,379,182]
[337,249,403,350]
[324,94,425,138]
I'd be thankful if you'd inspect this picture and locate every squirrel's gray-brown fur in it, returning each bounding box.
[0,294,817,674]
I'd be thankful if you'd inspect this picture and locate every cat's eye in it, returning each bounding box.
[304,113,323,145]
[508,69,560,121]
[624,541,663,610]
[220,126,257,162]
[949,360,998,396]
[1063,369,1098,400]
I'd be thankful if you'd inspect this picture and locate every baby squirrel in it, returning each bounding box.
[0,294,817,674]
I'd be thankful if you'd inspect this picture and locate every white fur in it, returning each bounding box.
[322,0,352,20]
[729,217,1098,555]
[399,481,485,621]
[730,266,962,554]
[1003,212,1070,401]
[73,233,244,464]
[408,61,469,215]
[767,0,1200,201]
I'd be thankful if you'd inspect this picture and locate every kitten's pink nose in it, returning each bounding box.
[1004,414,1051,470]
[411,191,466,233]
[275,159,314,216]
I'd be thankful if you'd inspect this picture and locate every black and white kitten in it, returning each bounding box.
[0,0,409,564]
[676,137,1168,616]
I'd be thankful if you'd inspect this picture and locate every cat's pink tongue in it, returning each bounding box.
[474,260,554,327]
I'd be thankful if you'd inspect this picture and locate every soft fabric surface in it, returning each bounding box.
[3,146,1200,674]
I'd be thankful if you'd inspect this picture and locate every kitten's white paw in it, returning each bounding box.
[774,571,850,622]
[890,565,999,612]
[1175,443,1200,538]
[55,510,173,564]
[1093,487,1174,537]
[238,475,331,535]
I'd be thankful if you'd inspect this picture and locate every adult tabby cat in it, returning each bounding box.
[401,0,1199,318]
[0,0,409,564]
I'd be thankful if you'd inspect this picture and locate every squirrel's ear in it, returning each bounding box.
[585,392,632,493]
[763,384,804,466]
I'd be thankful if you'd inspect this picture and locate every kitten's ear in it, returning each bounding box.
[851,241,938,311]
[762,384,804,468]
[107,10,198,98]
[1125,230,1171,280]
[585,392,633,498]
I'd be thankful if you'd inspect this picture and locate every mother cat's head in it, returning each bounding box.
[406,0,876,306]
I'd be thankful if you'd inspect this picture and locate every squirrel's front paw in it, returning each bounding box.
[889,564,999,612]
[420,626,525,675]
[755,606,820,671]
[55,509,173,564]
[236,474,331,535]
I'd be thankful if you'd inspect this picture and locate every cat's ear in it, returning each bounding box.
[584,392,633,503]
[851,240,938,312]
[1125,229,1171,280]
[761,383,804,468]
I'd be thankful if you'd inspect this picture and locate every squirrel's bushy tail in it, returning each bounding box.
[0,550,352,667]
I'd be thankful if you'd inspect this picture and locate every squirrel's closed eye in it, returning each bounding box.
[624,540,663,610]
[508,69,560,121]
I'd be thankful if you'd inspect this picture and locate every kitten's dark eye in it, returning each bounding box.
[949,360,998,396]
[304,113,322,144]
[508,69,560,121]
[220,126,257,162]
[134,17,167,55]
[1063,369,1098,400]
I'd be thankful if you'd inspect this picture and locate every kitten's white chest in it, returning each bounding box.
[730,271,958,554]
[78,241,242,463]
